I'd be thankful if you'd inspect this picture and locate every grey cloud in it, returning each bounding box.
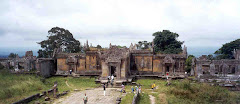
[0,0,240,50]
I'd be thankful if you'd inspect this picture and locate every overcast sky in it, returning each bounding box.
[0,0,240,56]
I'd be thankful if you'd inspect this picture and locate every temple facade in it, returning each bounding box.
[55,42,188,83]
[191,49,240,77]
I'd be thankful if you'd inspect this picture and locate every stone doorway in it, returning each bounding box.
[110,66,117,77]
[69,64,76,72]
[166,66,170,72]
[164,64,172,75]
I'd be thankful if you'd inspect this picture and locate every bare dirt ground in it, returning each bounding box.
[53,88,121,104]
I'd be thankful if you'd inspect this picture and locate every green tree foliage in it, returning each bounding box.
[185,55,195,72]
[153,30,183,54]
[8,53,17,58]
[214,39,240,59]
[38,27,82,58]
[96,45,102,49]
[137,41,152,49]
[117,45,127,48]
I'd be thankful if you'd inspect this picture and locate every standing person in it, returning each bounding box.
[135,86,138,93]
[111,75,114,80]
[69,69,72,75]
[108,76,110,83]
[139,85,141,93]
[121,84,124,92]
[111,75,114,87]
[103,84,106,96]
[131,86,134,93]
[121,84,125,93]
[83,93,88,104]
[111,79,114,87]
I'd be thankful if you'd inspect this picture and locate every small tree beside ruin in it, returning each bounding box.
[185,55,195,73]
[8,53,17,58]
[38,27,82,58]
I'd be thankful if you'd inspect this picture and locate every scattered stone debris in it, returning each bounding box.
[45,97,50,101]
[116,97,121,104]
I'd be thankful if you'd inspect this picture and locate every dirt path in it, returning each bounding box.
[53,88,121,104]
[149,95,155,104]
[65,81,70,87]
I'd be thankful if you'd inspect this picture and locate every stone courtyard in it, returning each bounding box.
[53,88,122,104]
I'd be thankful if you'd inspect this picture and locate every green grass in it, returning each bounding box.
[1,69,239,104]
[121,78,240,104]
[137,93,150,104]
[120,93,134,104]
[0,70,99,104]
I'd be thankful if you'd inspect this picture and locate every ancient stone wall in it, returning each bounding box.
[131,53,186,76]
[86,55,97,70]
[192,55,240,76]
[37,58,56,77]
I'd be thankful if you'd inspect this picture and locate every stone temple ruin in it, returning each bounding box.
[191,49,240,77]
[191,49,240,90]
[1,41,239,88]
[55,41,188,84]
[0,51,37,71]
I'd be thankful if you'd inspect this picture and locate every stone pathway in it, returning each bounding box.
[149,95,155,104]
[53,88,121,104]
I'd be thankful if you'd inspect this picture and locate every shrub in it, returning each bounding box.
[168,79,238,103]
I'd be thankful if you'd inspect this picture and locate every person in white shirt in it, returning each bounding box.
[111,75,114,80]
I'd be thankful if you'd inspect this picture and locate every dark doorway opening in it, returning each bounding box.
[111,66,116,77]
[232,67,235,74]
[166,66,170,72]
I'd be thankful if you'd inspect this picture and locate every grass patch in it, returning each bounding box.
[120,93,134,104]
[168,79,240,104]
[0,70,99,104]
[121,78,240,104]
[137,93,150,104]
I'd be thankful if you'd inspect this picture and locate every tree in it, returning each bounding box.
[185,55,195,73]
[117,45,127,48]
[8,53,17,58]
[38,27,82,58]
[96,45,102,49]
[153,30,183,54]
[214,39,240,59]
[137,41,152,49]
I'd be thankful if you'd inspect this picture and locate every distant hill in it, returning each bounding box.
[0,47,38,57]
[187,46,219,57]
[0,55,7,58]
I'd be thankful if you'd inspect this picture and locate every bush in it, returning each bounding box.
[168,79,239,103]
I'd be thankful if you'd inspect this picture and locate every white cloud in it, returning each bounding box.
[0,0,240,50]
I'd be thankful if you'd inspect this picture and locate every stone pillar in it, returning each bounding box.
[101,62,109,79]
[117,63,121,79]
[210,63,215,75]
[163,65,165,75]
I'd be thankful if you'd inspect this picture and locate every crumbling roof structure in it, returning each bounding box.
[100,46,129,63]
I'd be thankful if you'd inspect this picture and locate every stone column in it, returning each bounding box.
[117,63,121,79]
[163,65,165,75]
